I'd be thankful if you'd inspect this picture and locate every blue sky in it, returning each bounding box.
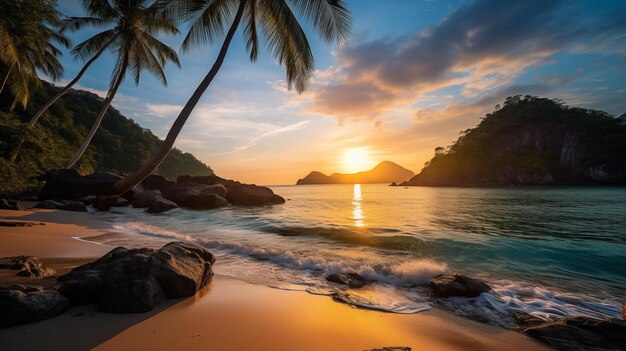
[53,0,626,184]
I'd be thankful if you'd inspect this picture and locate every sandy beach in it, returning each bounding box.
[0,207,548,351]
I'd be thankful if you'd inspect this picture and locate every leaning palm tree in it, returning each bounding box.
[109,0,350,194]
[0,0,69,109]
[63,0,181,168]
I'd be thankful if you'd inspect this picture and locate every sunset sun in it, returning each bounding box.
[342,147,372,173]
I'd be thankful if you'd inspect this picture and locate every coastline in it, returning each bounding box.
[0,207,547,351]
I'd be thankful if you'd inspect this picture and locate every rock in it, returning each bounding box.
[429,273,491,298]
[0,221,41,227]
[92,195,128,211]
[147,197,179,213]
[76,195,97,205]
[148,242,215,298]
[98,277,166,314]
[524,317,626,351]
[622,301,625,320]
[0,256,55,278]
[142,175,175,193]
[512,312,546,328]
[0,284,43,293]
[38,169,122,200]
[0,199,22,210]
[131,190,161,208]
[163,183,228,209]
[177,175,286,205]
[34,200,87,212]
[326,273,367,288]
[58,243,215,313]
[0,288,70,328]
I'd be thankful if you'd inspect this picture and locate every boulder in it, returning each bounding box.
[326,273,367,288]
[0,288,70,328]
[429,273,491,298]
[148,242,215,298]
[76,195,97,205]
[142,175,175,193]
[131,190,161,208]
[0,221,42,227]
[38,169,121,200]
[92,196,129,211]
[0,256,54,278]
[57,243,215,313]
[0,284,43,293]
[524,317,626,351]
[0,199,22,211]
[34,200,88,212]
[177,175,286,205]
[147,197,179,214]
[163,183,228,210]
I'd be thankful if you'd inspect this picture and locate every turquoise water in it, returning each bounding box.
[93,184,626,327]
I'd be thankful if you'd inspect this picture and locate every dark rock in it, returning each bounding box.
[92,195,128,211]
[163,183,228,209]
[34,200,87,212]
[38,170,122,200]
[76,195,97,205]
[429,273,491,298]
[98,277,166,314]
[0,289,70,328]
[58,243,214,313]
[524,317,626,351]
[132,190,161,208]
[147,197,179,213]
[326,273,367,288]
[0,256,54,278]
[0,221,41,227]
[0,284,43,293]
[512,312,546,328]
[148,242,215,298]
[142,175,175,193]
[0,199,22,210]
[177,175,285,206]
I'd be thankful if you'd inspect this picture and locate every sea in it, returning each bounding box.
[85,184,626,328]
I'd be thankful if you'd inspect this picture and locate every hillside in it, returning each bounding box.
[0,81,212,196]
[399,96,626,187]
[297,161,415,185]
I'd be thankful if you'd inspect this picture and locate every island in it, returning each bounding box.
[396,95,626,187]
[296,161,415,185]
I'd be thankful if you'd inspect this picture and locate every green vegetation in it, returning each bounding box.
[0,81,212,197]
[406,96,626,186]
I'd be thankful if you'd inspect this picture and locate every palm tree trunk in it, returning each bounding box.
[29,37,114,126]
[65,54,127,169]
[0,63,14,94]
[108,0,248,195]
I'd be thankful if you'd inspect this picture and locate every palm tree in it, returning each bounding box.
[109,0,351,195]
[63,0,181,168]
[0,0,69,110]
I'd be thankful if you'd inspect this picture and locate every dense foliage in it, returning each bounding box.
[406,96,626,186]
[0,81,212,196]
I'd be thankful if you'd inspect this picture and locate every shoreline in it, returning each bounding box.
[0,207,547,351]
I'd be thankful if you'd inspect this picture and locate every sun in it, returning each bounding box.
[342,147,372,173]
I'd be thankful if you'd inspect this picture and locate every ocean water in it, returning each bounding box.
[88,184,626,328]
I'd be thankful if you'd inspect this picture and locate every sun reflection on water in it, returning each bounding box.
[352,184,364,227]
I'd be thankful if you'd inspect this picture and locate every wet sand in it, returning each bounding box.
[0,207,548,351]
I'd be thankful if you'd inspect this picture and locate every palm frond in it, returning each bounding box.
[181,0,239,52]
[243,0,259,61]
[61,16,114,33]
[71,30,118,61]
[287,0,351,45]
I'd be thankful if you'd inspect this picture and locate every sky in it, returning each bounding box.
[52,0,626,185]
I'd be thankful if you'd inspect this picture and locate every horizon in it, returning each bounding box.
[51,0,626,184]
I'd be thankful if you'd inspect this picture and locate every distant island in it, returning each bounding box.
[296,161,415,185]
[396,95,626,187]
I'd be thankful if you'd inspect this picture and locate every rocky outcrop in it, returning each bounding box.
[147,197,179,213]
[326,273,367,288]
[177,175,285,206]
[429,273,491,298]
[57,242,215,313]
[0,286,70,328]
[142,175,175,193]
[131,190,162,208]
[38,169,128,200]
[34,200,87,212]
[0,256,54,278]
[163,183,228,209]
[398,96,626,187]
[0,199,22,211]
[524,317,626,351]
[297,161,415,185]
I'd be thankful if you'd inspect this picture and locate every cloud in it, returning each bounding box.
[308,0,626,121]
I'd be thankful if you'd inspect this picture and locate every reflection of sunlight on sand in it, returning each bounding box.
[352,184,364,227]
